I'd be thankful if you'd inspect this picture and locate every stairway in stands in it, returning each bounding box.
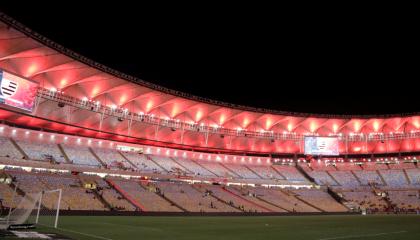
[145,155,169,172]
[244,166,263,179]
[117,151,138,169]
[350,170,363,185]
[9,138,29,159]
[192,161,219,177]
[376,170,388,186]
[221,187,273,212]
[138,182,187,212]
[88,147,107,167]
[57,143,72,164]
[403,169,412,185]
[78,175,112,210]
[105,178,147,211]
[219,163,242,178]
[270,166,287,179]
[169,157,194,174]
[190,184,243,212]
[326,171,341,186]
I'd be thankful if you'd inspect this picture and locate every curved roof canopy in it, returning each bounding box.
[0,13,419,155]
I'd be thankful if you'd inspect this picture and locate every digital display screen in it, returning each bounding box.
[0,69,38,112]
[304,136,339,155]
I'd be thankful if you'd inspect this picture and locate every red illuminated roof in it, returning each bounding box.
[0,13,419,155]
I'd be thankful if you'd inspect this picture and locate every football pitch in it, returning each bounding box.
[6,215,420,240]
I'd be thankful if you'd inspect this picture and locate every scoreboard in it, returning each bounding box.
[304,136,339,156]
[0,69,38,112]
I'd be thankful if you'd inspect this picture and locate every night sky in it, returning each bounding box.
[0,4,417,115]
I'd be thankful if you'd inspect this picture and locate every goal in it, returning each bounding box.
[0,189,62,229]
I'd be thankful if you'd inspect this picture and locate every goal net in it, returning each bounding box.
[0,189,62,230]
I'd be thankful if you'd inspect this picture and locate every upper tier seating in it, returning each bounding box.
[247,165,285,179]
[15,139,66,163]
[379,170,409,187]
[195,162,235,178]
[92,148,132,169]
[329,171,360,188]
[406,168,420,185]
[361,162,389,170]
[307,171,338,186]
[148,155,187,173]
[223,164,260,179]
[310,162,336,171]
[172,158,216,177]
[388,163,416,169]
[272,165,308,182]
[120,152,164,173]
[335,163,362,171]
[61,145,101,166]
[0,137,23,159]
[353,170,384,185]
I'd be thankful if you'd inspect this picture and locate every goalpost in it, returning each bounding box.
[0,188,62,230]
[34,189,62,228]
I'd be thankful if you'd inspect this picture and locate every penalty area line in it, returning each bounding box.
[40,225,113,240]
[318,230,407,240]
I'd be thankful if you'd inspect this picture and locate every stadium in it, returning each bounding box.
[0,9,420,240]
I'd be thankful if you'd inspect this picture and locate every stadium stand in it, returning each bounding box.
[92,147,133,169]
[341,191,388,212]
[292,189,348,212]
[0,136,23,159]
[120,151,164,173]
[272,165,308,182]
[329,171,360,188]
[61,145,101,167]
[156,182,238,212]
[379,170,409,187]
[14,139,67,163]
[352,170,384,185]
[111,179,182,212]
[171,157,216,177]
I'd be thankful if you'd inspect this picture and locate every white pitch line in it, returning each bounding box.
[55,227,114,240]
[318,230,407,240]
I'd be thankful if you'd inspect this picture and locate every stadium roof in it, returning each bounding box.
[0,13,419,155]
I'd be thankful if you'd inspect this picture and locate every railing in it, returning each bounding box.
[36,87,420,142]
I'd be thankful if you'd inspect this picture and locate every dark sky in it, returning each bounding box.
[0,4,418,115]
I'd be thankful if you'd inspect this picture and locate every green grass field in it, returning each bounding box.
[6,215,420,240]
